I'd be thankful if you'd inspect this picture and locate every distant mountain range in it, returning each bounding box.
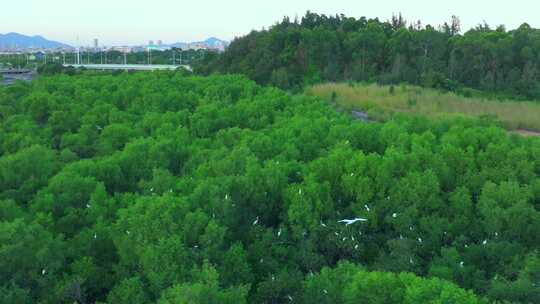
[0,32,72,50]
[0,32,229,51]
[169,37,229,51]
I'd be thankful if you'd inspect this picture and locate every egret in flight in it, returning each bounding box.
[338,218,368,225]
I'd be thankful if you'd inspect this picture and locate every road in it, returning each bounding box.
[63,64,192,71]
[1,73,35,85]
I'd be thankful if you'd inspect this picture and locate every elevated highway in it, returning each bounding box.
[63,64,192,71]
[0,69,33,74]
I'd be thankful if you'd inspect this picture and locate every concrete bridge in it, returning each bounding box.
[63,64,192,71]
[0,69,33,74]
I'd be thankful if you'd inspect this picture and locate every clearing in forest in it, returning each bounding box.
[307,83,540,134]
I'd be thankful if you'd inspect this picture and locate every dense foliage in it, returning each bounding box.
[0,72,539,303]
[197,12,540,99]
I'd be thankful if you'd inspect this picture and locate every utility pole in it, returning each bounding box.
[76,36,80,65]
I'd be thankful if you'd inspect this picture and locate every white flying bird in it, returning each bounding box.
[338,218,368,225]
[392,213,397,218]
[364,205,370,212]
[252,217,259,226]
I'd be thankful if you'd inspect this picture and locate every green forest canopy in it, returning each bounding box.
[0,72,539,303]
[196,12,540,100]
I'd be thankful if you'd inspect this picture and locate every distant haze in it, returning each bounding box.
[2,0,539,46]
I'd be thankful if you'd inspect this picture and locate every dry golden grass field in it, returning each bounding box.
[307,83,540,134]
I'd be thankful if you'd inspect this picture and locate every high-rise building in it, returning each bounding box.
[93,38,98,49]
[149,40,154,46]
[157,40,163,46]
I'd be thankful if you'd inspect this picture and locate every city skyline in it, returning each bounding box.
[2,0,540,45]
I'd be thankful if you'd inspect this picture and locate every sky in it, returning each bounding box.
[2,0,539,46]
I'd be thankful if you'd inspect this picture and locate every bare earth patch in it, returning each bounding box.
[513,129,540,137]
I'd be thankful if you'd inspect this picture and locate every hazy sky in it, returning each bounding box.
[2,0,539,46]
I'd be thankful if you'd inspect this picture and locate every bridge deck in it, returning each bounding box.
[0,69,33,74]
[63,64,191,71]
